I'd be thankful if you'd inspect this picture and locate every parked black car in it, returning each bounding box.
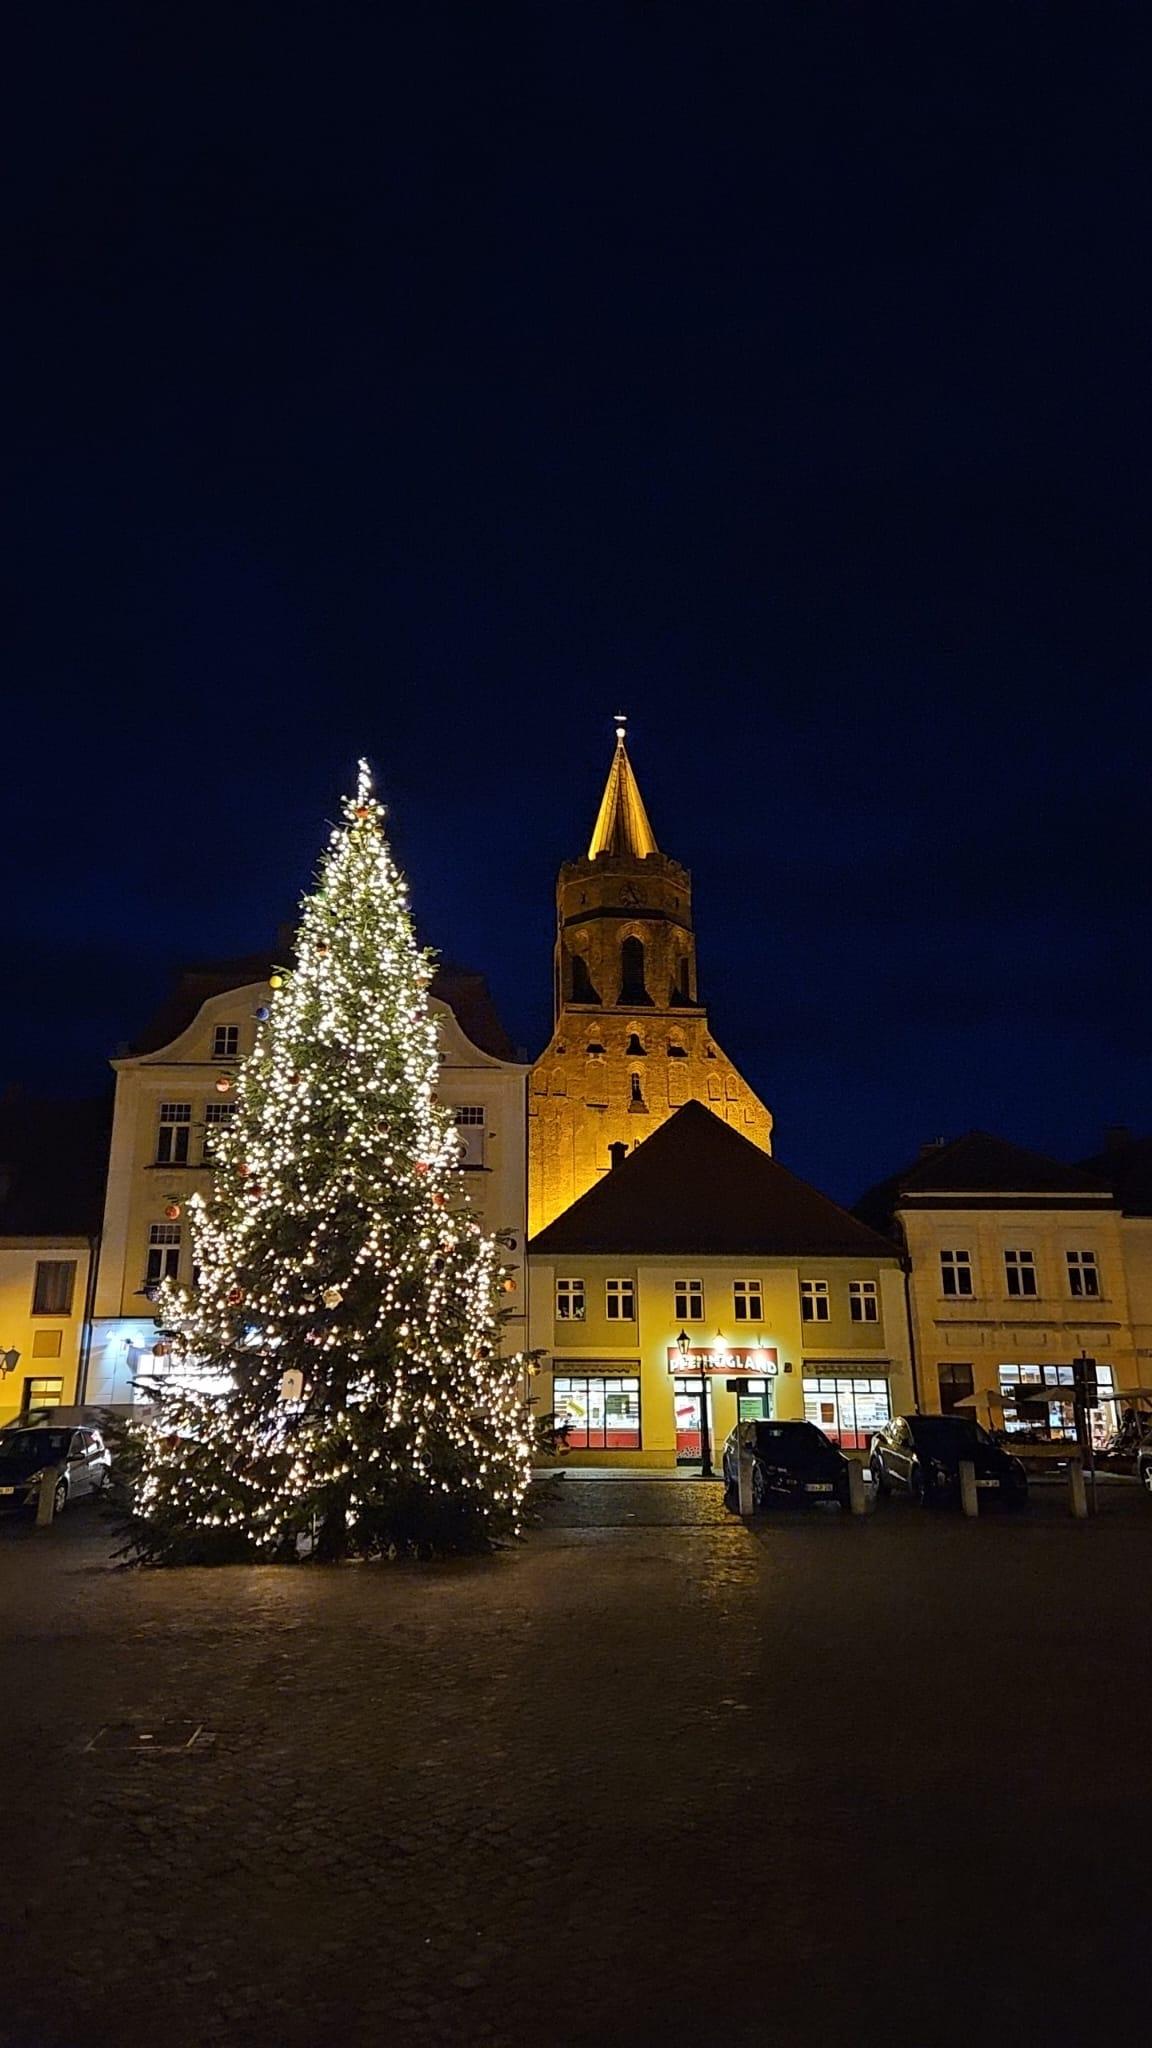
[722,1419,851,1510]
[870,1414,1027,1507]
[1135,1435,1152,1498]
[0,1426,112,1516]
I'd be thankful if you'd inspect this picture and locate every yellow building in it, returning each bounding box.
[0,1097,108,1425]
[529,721,772,1237]
[529,1101,912,1466]
[855,1133,1144,1440]
[88,954,529,1406]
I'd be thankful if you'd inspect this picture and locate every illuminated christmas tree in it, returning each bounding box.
[118,763,532,1565]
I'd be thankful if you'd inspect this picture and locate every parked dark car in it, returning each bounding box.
[0,1426,111,1517]
[870,1414,1027,1507]
[1135,1435,1152,1497]
[722,1419,851,1510]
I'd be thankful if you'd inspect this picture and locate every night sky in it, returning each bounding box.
[8,3,1152,1203]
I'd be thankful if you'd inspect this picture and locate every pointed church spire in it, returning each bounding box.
[587,715,660,860]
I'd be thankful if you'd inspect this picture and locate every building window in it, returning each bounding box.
[733,1280,763,1322]
[618,937,651,1006]
[570,954,601,1005]
[22,1376,63,1414]
[212,1024,239,1059]
[606,1278,636,1321]
[146,1223,182,1286]
[938,1361,974,1413]
[939,1249,973,1297]
[803,1376,891,1451]
[849,1280,879,1324]
[31,1261,76,1316]
[608,1142,629,1170]
[1066,1250,1101,1299]
[453,1105,486,1168]
[555,1278,586,1322]
[1000,1362,1116,1444]
[554,1374,641,1450]
[203,1101,238,1160]
[31,1329,64,1358]
[674,1278,705,1322]
[1004,1249,1038,1298]
[800,1280,830,1323]
[156,1102,192,1165]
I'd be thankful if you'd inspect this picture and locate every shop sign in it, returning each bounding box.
[666,1345,778,1377]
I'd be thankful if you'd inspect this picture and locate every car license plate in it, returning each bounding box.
[975,1479,999,1489]
[0,1487,14,1496]
[805,1482,833,1493]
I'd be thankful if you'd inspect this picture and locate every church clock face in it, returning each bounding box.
[619,882,644,907]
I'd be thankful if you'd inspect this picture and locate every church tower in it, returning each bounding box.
[528,719,773,1234]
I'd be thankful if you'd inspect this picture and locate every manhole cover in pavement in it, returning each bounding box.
[85,1722,217,1755]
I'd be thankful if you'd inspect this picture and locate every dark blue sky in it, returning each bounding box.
[7,2,1152,1202]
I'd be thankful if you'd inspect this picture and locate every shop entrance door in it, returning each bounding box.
[674,1378,714,1464]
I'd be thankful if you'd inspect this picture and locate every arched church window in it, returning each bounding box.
[667,1036,687,1059]
[571,953,601,1005]
[585,1040,606,1057]
[670,953,694,1006]
[619,936,651,1006]
[629,1072,647,1111]
[625,1032,646,1056]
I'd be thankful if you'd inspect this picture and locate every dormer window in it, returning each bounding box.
[212,1024,239,1060]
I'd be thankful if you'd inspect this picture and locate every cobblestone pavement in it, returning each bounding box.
[1,1478,1149,2048]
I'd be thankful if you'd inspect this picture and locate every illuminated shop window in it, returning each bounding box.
[803,1376,891,1451]
[999,1362,1116,1443]
[554,1374,641,1450]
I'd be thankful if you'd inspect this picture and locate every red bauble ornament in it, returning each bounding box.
[289,1073,302,1087]
[316,939,329,956]
[414,1161,430,1176]
[354,804,371,820]
[432,1191,447,1208]
[248,1184,264,1198]
[164,1202,181,1221]
[215,1074,233,1094]
[227,1286,243,1305]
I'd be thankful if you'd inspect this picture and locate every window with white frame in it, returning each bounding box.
[156,1102,192,1165]
[606,1278,636,1321]
[939,1249,973,1297]
[553,1374,641,1450]
[555,1278,586,1322]
[453,1104,486,1168]
[674,1278,704,1322]
[146,1223,182,1286]
[733,1279,763,1322]
[1066,1250,1101,1299]
[203,1100,238,1160]
[212,1024,240,1059]
[849,1280,879,1324]
[803,1375,891,1450]
[1004,1249,1038,1298]
[800,1279,830,1323]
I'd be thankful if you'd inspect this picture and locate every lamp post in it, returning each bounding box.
[676,1326,714,1478]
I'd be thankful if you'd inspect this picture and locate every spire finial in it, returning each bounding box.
[614,711,627,743]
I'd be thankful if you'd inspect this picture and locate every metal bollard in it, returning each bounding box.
[848,1461,868,1516]
[959,1459,979,1518]
[1067,1455,1088,1520]
[737,1435,754,1517]
[36,1465,59,1527]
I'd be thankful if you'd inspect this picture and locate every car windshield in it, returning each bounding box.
[909,1418,990,1454]
[0,1430,70,1467]
[751,1422,835,1465]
